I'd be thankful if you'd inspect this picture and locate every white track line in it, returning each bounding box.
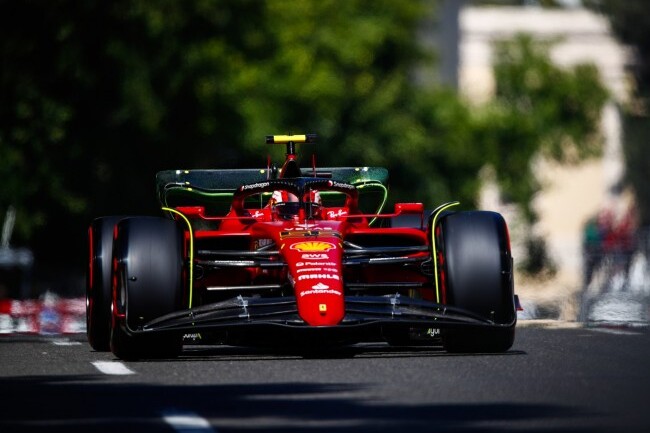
[162,411,216,433]
[587,327,644,336]
[92,361,136,375]
[51,338,82,346]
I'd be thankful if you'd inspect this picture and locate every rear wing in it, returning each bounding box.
[156,167,389,215]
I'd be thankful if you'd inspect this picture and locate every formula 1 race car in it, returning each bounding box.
[87,134,517,360]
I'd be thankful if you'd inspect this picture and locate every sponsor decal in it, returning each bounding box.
[312,282,329,290]
[251,210,265,218]
[332,181,356,190]
[182,333,202,342]
[255,238,273,249]
[290,241,336,252]
[297,273,340,281]
[283,225,334,231]
[296,267,323,273]
[241,181,270,191]
[300,288,342,297]
[281,229,341,239]
[301,253,329,260]
[327,209,348,219]
[296,261,336,267]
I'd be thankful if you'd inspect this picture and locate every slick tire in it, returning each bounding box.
[437,211,516,353]
[87,216,125,352]
[110,217,184,360]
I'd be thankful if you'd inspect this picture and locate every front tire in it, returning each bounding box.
[437,211,515,353]
[87,216,124,351]
[110,217,185,360]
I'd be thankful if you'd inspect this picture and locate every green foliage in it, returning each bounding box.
[587,0,650,225]
[0,1,607,270]
[623,114,650,224]
[587,0,650,97]
[0,0,436,263]
[477,34,608,221]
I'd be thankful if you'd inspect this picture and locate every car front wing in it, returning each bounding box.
[131,293,515,337]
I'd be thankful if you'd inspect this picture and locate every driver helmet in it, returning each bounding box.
[271,190,300,219]
[304,189,322,218]
[270,190,322,219]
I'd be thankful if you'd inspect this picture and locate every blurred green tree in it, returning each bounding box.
[477,34,608,222]
[0,0,607,280]
[585,0,650,224]
[479,34,608,274]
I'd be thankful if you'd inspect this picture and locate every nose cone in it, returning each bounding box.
[295,277,344,326]
[282,238,345,326]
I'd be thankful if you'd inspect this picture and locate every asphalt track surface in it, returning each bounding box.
[1,324,649,432]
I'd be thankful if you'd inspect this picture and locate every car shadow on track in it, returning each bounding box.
[0,374,594,433]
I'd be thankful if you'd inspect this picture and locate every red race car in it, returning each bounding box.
[87,134,517,360]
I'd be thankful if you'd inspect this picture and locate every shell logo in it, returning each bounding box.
[290,241,336,252]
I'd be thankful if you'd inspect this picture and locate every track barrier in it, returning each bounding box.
[0,292,85,335]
